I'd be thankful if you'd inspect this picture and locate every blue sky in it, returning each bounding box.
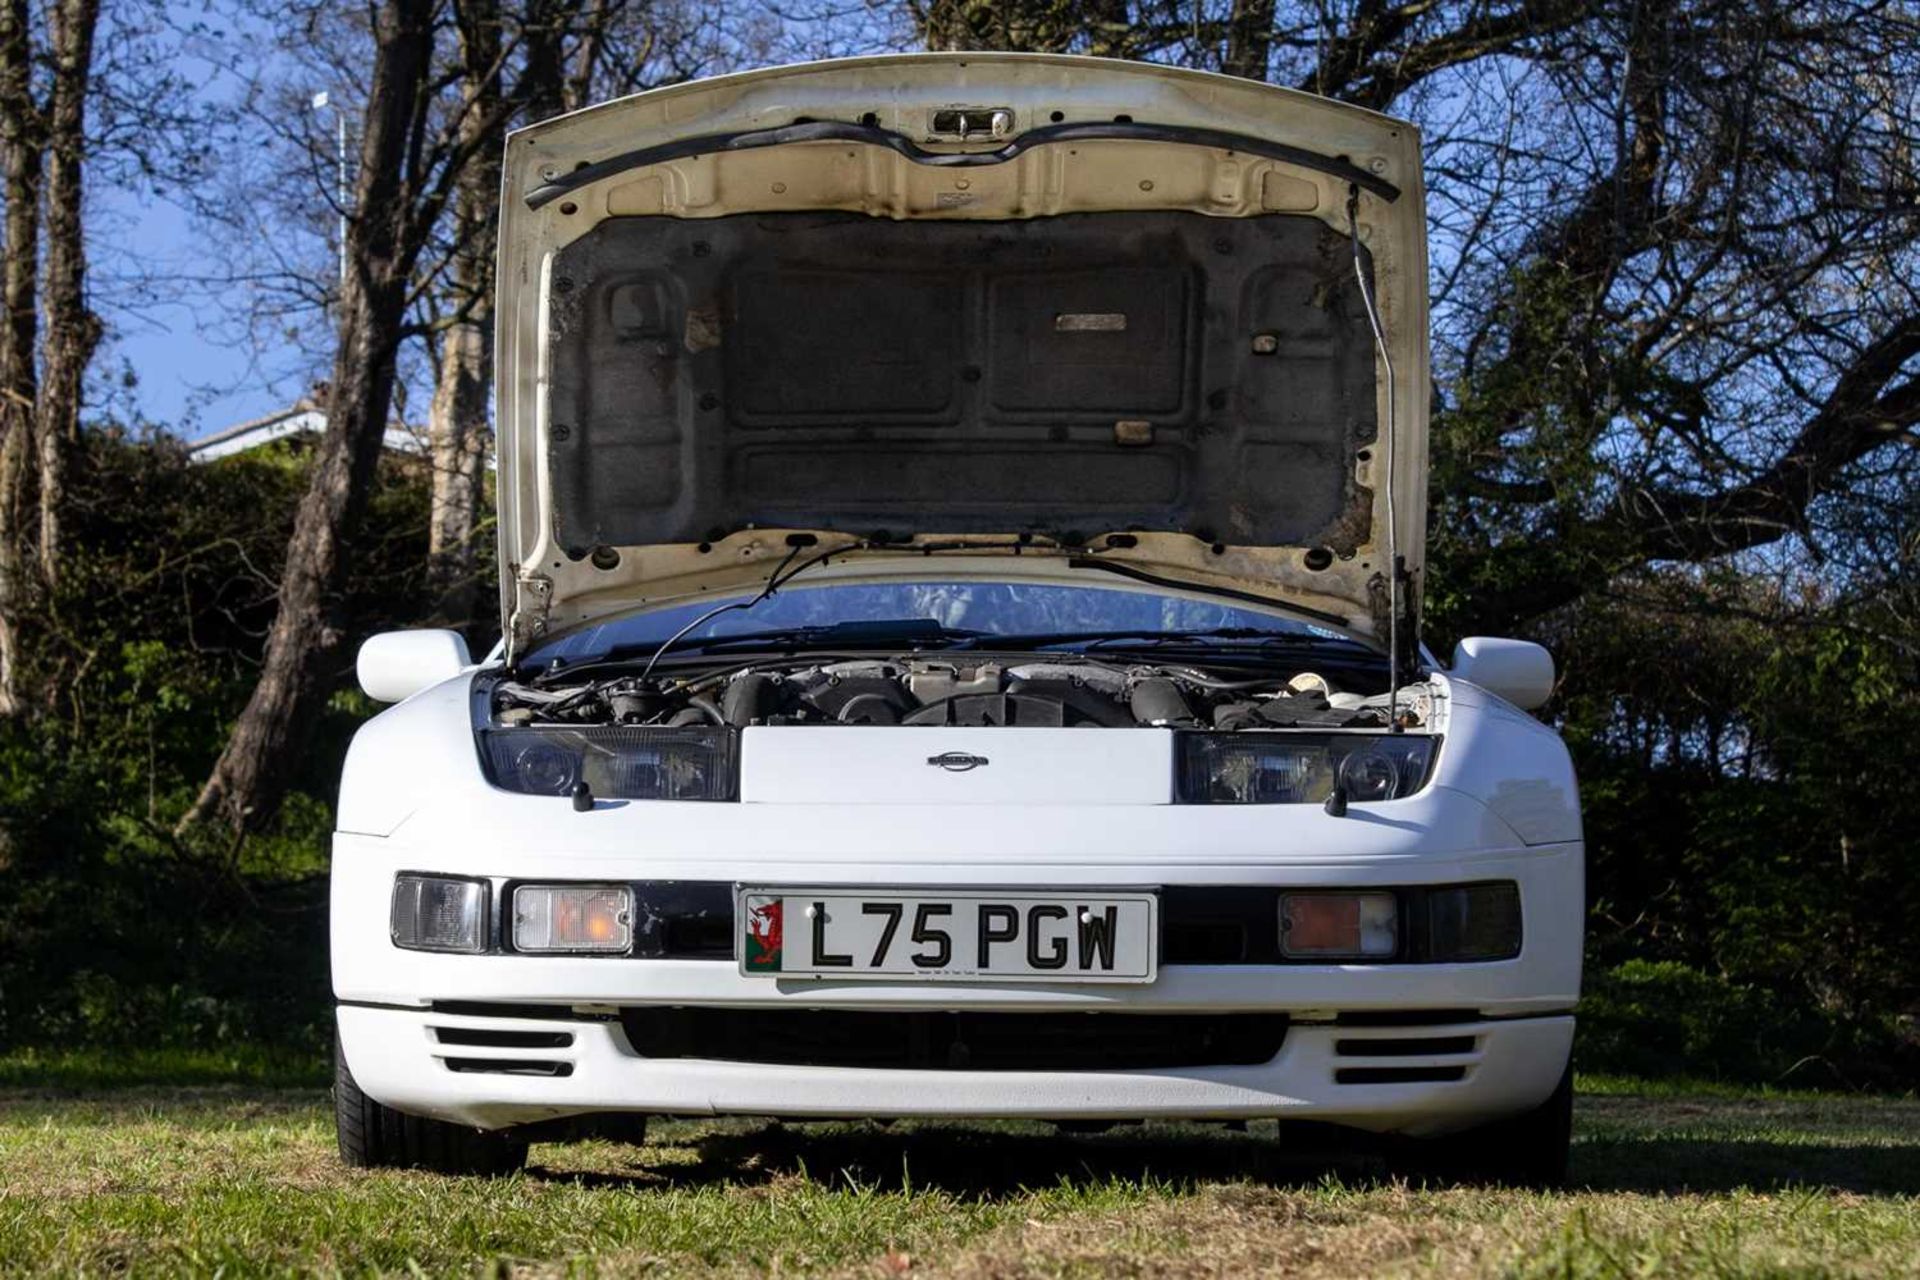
[84,14,307,441]
[100,188,301,438]
[88,3,908,443]
[87,7,809,444]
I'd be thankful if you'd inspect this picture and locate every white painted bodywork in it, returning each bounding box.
[355,629,472,704]
[333,54,1581,1139]
[333,663,1582,1134]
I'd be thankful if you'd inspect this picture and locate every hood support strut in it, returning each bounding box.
[524,117,1402,211]
[1347,183,1410,725]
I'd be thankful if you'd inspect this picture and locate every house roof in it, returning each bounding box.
[188,402,423,462]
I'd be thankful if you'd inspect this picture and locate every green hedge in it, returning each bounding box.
[1577,960,1917,1092]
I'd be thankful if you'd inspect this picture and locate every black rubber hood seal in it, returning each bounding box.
[524,118,1402,211]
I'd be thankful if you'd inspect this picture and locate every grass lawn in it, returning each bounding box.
[1,1066,1916,1277]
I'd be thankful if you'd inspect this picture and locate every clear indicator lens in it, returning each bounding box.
[391,875,487,953]
[1279,892,1397,958]
[513,885,633,953]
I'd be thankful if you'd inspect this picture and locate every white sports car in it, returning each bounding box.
[332,52,1583,1183]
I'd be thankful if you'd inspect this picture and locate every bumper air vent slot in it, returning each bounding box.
[623,1008,1286,1071]
[430,1000,589,1020]
[1334,1035,1475,1058]
[442,1057,575,1077]
[433,1026,574,1050]
[1334,1065,1467,1085]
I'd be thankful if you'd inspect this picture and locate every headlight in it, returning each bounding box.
[478,727,737,800]
[391,874,488,953]
[1176,733,1436,804]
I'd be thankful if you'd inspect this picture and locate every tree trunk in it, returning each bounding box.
[0,0,41,717]
[915,0,1085,53]
[183,0,437,833]
[520,0,598,123]
[1222,0,1276,81]
[426,303,491,625]
[426,1,502,629]
[34,0,101,590]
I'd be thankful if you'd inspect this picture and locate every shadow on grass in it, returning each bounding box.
[532,1121,1363,1197]
[1574,1135,1920,1196]
[529,1116,1920,1200]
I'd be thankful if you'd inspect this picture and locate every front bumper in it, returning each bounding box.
[332,831,1581,1135]
[333,836,1581,1012]
[337,1002,1573,1136]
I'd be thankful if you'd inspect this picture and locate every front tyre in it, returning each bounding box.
[1402,1062,1573,1188]
[333,1032,528,1176]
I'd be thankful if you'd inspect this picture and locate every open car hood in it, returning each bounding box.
[495,53,1429,660]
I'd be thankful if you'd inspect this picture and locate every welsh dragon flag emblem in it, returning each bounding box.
[744,896,783,972]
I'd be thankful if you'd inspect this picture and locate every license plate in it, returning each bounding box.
[736,888,1158,983]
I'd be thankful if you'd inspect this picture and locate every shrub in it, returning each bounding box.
[0,431,436,1054]
[1577,960,1917,1091]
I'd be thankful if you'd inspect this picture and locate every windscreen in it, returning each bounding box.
[524,580,1344,666]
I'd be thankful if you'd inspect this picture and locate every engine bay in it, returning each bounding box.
[490,656,1432,732]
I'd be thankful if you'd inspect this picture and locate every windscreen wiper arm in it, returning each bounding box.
[948,627,1368,651]
[537,620,990,677]
[1084,630,1373,652]
[667,619,989,655]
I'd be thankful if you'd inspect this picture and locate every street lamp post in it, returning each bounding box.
[311,91,348,298]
